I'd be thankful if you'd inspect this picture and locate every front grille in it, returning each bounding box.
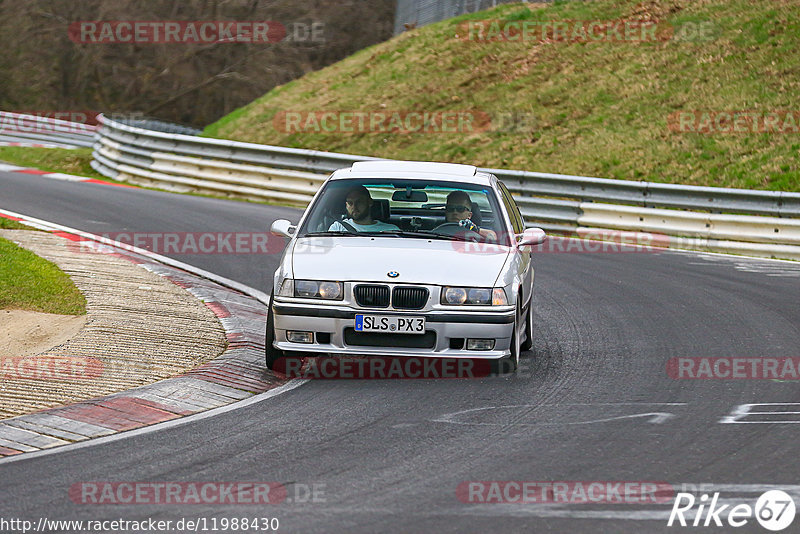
[354,284,390,308]
[392,286,429,310]
[344,328,436,348]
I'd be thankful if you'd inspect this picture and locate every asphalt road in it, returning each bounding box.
[2,171,800,533]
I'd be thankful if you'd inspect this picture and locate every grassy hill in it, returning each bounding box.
[204,0,800,191]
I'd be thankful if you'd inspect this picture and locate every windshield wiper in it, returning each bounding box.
[377,230,455,241]
[387,230,508,245]
[302,231,360,237]
[302,230,455,241]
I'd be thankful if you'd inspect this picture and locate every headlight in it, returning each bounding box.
[295,280,319,297]
[280,279,344,300]
[318,281,342,300]
[443,287,467,305]
[442,287,508,306]
[468,288,491,303]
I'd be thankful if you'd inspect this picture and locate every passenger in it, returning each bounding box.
[443,190,497,241]
[328,185,400,232]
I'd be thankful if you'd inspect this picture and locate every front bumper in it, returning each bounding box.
[272,301,515,359]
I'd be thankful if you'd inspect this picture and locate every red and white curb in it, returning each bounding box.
[0,141,79,149]
[0,162,136,188]
[0,209,303,461]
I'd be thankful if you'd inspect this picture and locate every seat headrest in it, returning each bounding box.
[371,198,390,222]
[469,202,483,226]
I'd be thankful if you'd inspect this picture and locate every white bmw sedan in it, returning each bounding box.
[267,160,546,372]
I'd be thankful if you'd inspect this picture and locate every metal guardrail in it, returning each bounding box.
[88,114,800,260]
[111,117,203,136]
[0,112,97,149]
[494,169,800,218]
[91,115,377,203]
[394,0,523,35]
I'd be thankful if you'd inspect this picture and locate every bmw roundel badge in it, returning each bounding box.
[387,271,400,278]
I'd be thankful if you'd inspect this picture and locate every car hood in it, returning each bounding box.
[290,236,510,286]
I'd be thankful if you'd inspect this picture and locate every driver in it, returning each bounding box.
[328,185,400,232]
[443,190,497,241]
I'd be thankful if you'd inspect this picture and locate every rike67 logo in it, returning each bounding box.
[668,490,795,531]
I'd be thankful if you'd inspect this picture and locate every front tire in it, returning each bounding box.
[493,304,520,374]
[520,297,533,352]
[265,293,284,370]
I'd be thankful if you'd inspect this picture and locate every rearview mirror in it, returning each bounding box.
[517,227,546,247]
[391,190,428,203]
[271,219,296,238]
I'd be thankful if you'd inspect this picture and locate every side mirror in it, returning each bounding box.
[271,219,296,238]
[517,227,546,247]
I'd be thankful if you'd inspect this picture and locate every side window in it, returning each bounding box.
[498,181,524,234]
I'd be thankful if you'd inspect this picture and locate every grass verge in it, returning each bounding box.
[0,236,86,315]
[0,218,33,230]
[0,146,106,180]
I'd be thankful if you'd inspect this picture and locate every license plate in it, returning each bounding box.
[354,315,425,334]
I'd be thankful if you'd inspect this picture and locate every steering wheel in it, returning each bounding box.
[431,222,482,242]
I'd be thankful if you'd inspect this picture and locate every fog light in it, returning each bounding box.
[287,331,314,344]
[467,338,495,350]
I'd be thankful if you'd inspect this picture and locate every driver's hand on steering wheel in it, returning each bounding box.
[458,218,479,233]
[459,218,497,242]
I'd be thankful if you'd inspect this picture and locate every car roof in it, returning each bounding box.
[330,160,494,186]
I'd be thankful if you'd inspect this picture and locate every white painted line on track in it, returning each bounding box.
[0,163,26,172]
[37,172,87,181]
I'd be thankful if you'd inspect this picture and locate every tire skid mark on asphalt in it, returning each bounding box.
[406,484,800,522]
[682,253,800,277]
[432,403,688,427]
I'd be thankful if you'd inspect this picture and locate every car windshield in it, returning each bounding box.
[297,178,510,245]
